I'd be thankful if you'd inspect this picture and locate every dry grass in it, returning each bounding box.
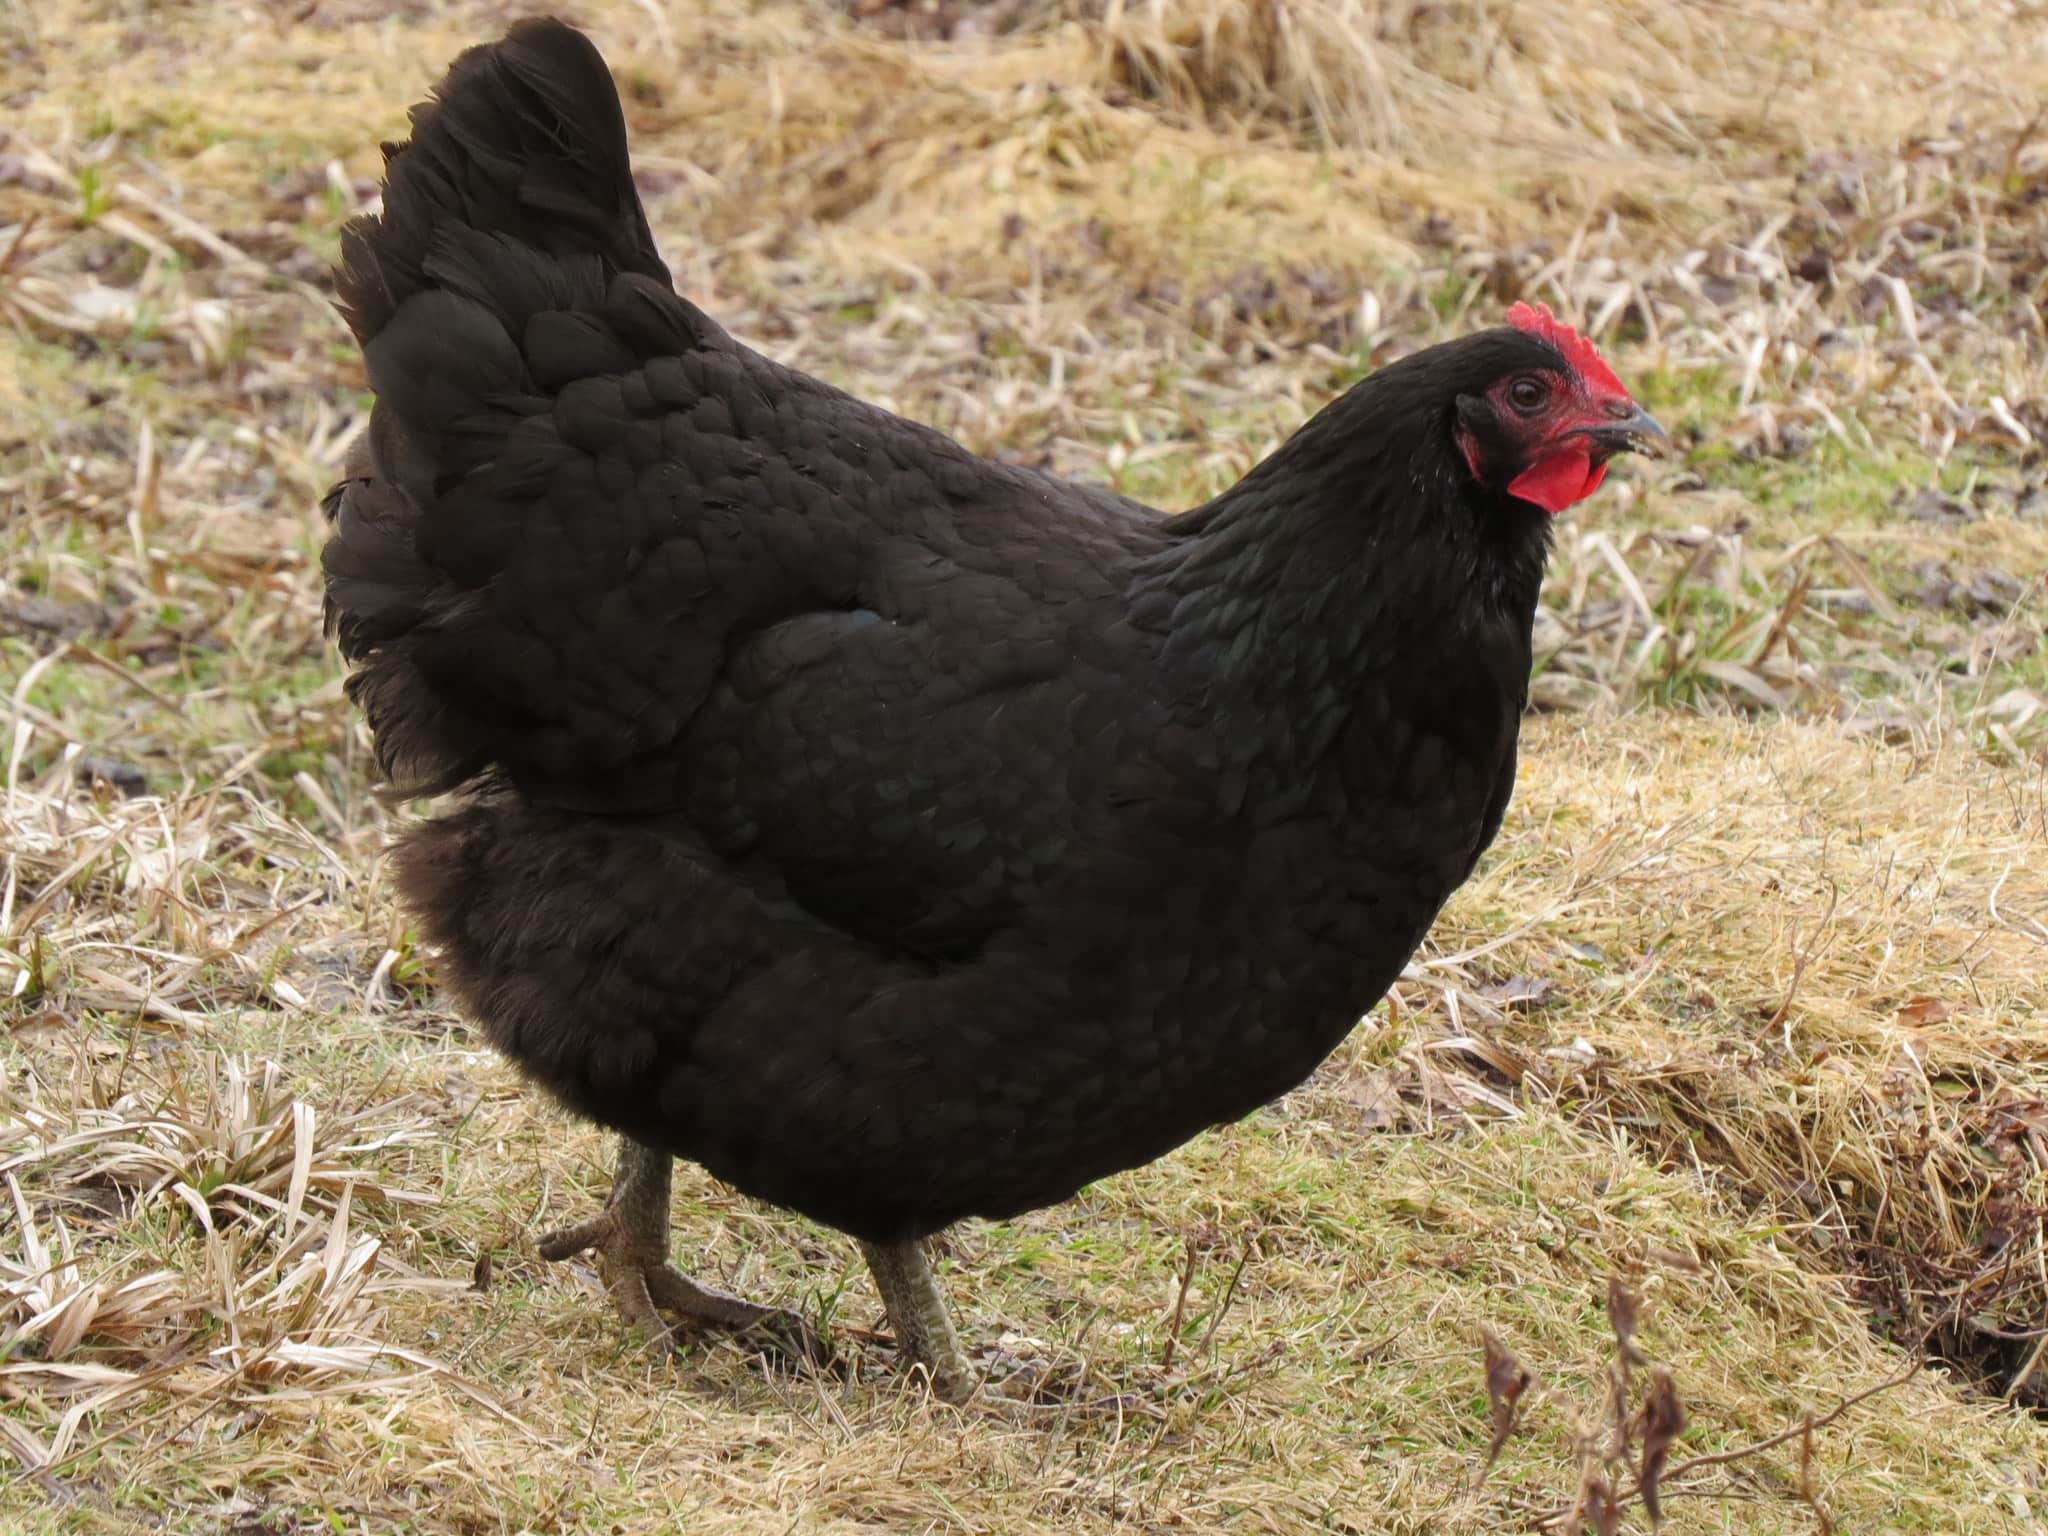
[5,0,2048,1528]
[1088,0,2043,173]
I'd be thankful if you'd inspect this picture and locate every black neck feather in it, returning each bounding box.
[1140,354,1553,710]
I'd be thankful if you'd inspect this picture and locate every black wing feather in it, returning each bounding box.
[322,18,1167,957]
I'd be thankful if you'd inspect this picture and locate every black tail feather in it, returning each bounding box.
[321,18,678,797]
[336,16,668,346]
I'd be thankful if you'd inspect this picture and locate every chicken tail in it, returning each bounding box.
[321,20,719,797]
[334,17,668,347]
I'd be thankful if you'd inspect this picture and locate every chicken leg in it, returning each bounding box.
[860,1237,977,1403]
[537,1136,829,1367]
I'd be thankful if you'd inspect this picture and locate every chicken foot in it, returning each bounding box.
[859,1237,978,1404]
[857,1243,1172,1417]
[538,1136,830,1369]
[542,1153,1116,1411]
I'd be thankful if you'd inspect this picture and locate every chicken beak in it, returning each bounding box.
[1574,404,1670,461]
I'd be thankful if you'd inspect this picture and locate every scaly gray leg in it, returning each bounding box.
[538,1136,829,1367]
[860,1237,976,1403]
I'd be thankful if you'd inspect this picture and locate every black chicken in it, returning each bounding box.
[322,19,1665,1402]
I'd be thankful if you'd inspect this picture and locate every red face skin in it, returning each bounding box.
[1455,304,1648,515]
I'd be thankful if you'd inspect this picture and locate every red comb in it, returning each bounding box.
[1506,301,1628,400]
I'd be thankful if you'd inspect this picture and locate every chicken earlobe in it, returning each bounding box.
[536,1136,830,1367]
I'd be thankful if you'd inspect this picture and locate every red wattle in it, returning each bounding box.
[1508,446,1604,514]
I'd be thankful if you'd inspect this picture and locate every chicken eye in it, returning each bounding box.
[1508,376,1548,413]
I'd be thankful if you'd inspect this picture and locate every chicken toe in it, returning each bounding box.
[539,1137,831,1369]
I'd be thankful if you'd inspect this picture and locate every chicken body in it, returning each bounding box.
[323,19,1661,1399]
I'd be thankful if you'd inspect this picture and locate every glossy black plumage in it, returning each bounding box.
[323,19,1573,1246]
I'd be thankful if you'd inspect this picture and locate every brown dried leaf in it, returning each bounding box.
[1559,1467,1623,1536]
[1474,975,1556,1010]
[1894,996,1954,1028]
[1478,1327,1534,1482]
[1343,1068,1404,1131]
[1606,1277,1644,1368]
[1586,1472,1622,1536]
[1637,1367,1688,1528]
